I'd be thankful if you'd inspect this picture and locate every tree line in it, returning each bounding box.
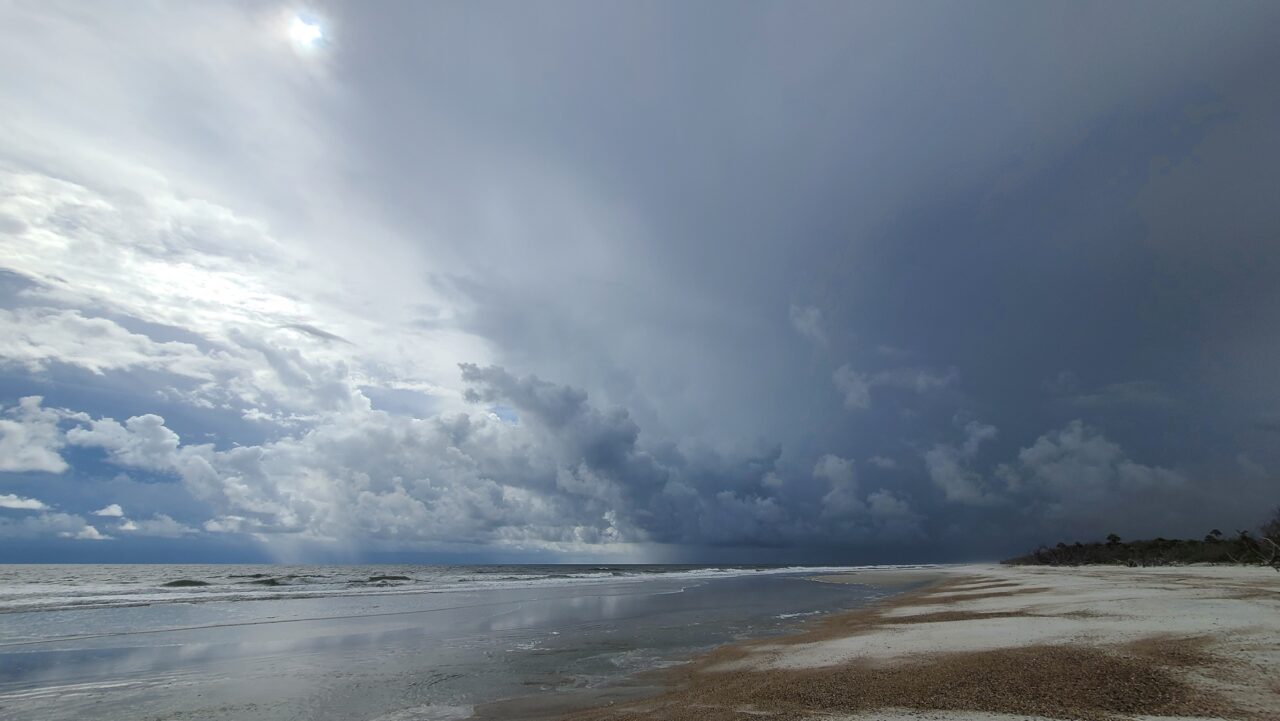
[1003,507,1280,570]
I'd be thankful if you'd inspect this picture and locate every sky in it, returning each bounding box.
[1,1,1278,564]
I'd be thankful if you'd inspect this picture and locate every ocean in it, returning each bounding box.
[0,564,926,720]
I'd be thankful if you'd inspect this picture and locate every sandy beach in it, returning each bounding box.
[555,564,1280,721]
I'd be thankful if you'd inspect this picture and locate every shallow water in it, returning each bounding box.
[0,563,882,616]
[0,565,913,720]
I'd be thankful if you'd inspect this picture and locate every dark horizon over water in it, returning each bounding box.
[0,563,928,720]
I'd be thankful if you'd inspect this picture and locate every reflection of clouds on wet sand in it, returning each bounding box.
[0,572,888,721]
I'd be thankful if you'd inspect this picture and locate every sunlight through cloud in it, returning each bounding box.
[287,14,323,52]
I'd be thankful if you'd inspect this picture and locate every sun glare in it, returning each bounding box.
[288,15,323,50]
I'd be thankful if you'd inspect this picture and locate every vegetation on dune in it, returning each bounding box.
[1004,507,1280,570]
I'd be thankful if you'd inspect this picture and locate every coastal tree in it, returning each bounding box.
[1262,508,1280,543]
[1259,507,1280,571]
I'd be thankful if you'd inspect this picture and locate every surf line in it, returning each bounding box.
[0,586,685,649]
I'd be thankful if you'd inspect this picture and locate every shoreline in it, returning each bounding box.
[472,568,950,720]
[484,564,1279,721]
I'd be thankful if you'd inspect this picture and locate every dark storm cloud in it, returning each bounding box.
[1251,413,1280,433]
[329,1,1280,434]
[457,363,770,547]
[461,363,593,430]
[282,323,352,345]
[394,0,1280,551]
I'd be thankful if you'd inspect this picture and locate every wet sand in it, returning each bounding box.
[538,564,1280,721]
[807,568,948,588]
[0,569,893,721]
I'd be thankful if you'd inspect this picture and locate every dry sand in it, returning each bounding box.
[555,564,1280,721]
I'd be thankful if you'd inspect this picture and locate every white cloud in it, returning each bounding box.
[788,304,828,346]
[922,418,1190,536]
[53,398,659,550]
[0,511,106,540]
[39,361,955,552]
[67,415,182,471]
[0,396,68,473]
[117,514,196,538]
[814,454,862,516]
[833,363,958,411]
[833,364,871,409]
[0,307,212,378]
[1055,378,1176,408]
[810,454,922,536]
[0,298,378,421]
[866,489,912,518]
[872,366,958,393]
[960,420,998,457]
[0,170,305,335]
[0,161,481,424]
[813,454,856,489]
[0,0,523,435]
[1000,421,1184,518]
[923,420,1001,505]
[0,154,503,435]
[864,489,924,539]
[0,493,49,510]
[868,455,898,469]
[64,525,111,541]
[9,395,549,547]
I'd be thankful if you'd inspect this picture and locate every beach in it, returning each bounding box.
[3,564,1275,720]
[553,564,1280,720]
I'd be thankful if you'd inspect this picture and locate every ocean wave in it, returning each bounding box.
[0,564,936,614]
